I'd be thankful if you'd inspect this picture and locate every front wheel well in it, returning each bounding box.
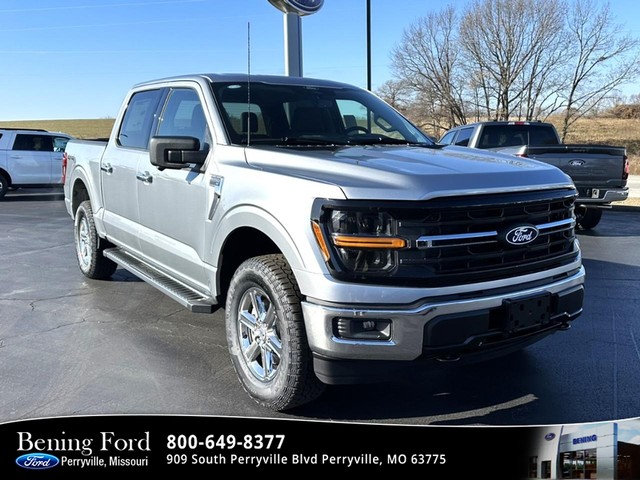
[217,227,282,304]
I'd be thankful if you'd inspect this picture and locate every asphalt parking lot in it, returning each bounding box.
[1,188,639,426]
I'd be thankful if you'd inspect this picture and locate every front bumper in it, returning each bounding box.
[302,267,585,380]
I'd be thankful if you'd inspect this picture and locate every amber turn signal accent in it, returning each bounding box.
[311,221,331,261]
[332,236,406,249]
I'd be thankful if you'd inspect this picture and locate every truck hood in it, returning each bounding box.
[244,144,574,200]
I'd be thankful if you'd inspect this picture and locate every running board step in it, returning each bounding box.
[103,248,216,313]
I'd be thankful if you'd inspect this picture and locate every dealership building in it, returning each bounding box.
[528,422,640,479]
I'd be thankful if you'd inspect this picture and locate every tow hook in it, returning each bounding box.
[436,355,461,363]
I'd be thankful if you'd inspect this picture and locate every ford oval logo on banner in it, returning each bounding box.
[268,0,324,15]
[504,226,539,246]
[289,0,324,12]
[16,453,60,470]
[545,433,556,441]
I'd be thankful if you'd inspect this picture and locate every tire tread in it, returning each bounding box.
[226,254,324,411]
[75,200,117,279]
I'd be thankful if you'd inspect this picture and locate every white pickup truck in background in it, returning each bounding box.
[0,128,72,198]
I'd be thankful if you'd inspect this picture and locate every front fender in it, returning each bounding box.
[208,204,310,273]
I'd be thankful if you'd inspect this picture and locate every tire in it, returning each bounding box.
[225,254,325,410]
[577,207,602,230]
[0,173,8,199]
[74,200,118,279]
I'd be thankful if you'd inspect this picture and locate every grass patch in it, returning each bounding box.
[0,119,114,140]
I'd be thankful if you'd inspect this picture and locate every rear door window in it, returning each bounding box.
[13,134,54,151]
[118,89,163,150]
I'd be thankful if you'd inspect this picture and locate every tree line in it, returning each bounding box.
[377,0,640,140]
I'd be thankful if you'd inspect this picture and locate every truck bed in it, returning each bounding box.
[510,144,627,188]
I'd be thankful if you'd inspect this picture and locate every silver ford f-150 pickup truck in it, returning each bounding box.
[64,74,585,410]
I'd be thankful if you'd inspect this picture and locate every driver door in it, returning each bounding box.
[135,87,211,291]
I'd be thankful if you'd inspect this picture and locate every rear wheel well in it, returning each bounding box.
[217,227,281,304]
[71,179,90,215]
[0,168,11,186]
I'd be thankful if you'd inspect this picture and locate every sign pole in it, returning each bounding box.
[267,1,325,77]
[284,13,303,77]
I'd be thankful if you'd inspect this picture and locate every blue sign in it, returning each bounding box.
[268,0,324,15]
[16,453,60,470]
[573,434,598,445]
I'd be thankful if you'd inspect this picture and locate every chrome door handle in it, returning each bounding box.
[136,171,153,183]
[9,155,23,159]
[100,163,113,174]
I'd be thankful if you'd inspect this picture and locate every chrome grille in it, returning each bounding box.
[392,189,578,287]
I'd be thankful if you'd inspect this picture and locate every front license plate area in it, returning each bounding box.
[503,293,551,333]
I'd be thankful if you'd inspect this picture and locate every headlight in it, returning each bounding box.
[313,209,406,275]
[331,210,393,236]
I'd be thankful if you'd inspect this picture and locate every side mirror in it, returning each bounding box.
[149,136,208,170]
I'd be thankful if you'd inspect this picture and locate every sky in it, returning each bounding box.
[1,0,639,121]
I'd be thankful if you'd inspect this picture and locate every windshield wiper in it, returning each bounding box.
[346,135,423,146]
[277,136,347,146]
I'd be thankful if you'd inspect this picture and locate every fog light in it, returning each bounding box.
[334,318,391,340]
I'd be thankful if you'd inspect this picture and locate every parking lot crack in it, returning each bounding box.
[0,242,73,260]
[0,290,93,306]
[0,317,87,346]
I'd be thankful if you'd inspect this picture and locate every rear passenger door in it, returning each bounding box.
[100,88,163,252]
[9,133,55,184]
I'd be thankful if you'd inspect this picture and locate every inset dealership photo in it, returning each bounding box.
[528,419,640,479]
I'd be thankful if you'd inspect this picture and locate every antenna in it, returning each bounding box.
[247,21,251,147]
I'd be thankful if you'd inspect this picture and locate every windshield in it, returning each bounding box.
[209,81,433,147]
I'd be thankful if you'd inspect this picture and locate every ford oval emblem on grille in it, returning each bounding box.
[504,225,539,246]
[569,159,585,166]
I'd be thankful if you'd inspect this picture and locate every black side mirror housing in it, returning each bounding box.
[150,136,208,170]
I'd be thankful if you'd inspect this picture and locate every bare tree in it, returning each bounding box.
[375,79,410,112]
[388,0,640,138]
[375,79,448,135]
[459,0,565,121]
[558,0,640,140]
[390,5,467,130]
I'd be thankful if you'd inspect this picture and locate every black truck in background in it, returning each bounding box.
[438,121,630,229]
